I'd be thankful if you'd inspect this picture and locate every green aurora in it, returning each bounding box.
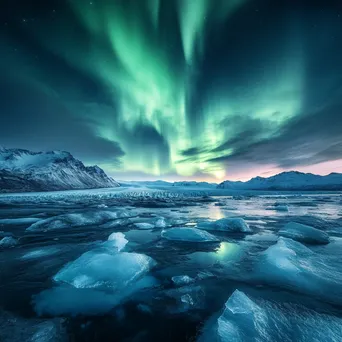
[1,0,341,180]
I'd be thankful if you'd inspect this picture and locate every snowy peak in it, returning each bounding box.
[218,171,342,190]
[0,148,119,193]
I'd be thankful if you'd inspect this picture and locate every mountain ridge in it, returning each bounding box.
[217,171,342,190]
[0,147,119,193]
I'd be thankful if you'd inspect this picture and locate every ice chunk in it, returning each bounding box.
[161,227,219,242]
[106,232,128,252]
[34,277,157,316]
[34,248,156,316]
[134,222,155,230]
[172,275,195,286]
[170,219,187,226]
[154,217,166,228]
[200,290,342,342]
[197,218,251,233]
[0,236,17,248]
[180,294,194,306]
[54,250,155,290]
[217,290,267,341]
[26,210,132,231]
[279,222,330,244]
[34,286,124,316]
[253,237,342,305]
[164,285,204,313]
[274,204,289,212]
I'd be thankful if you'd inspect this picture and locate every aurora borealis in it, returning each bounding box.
[1,0,342,181]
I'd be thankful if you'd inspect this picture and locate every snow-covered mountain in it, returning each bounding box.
[217,171,342,190]
[0,148,119,192]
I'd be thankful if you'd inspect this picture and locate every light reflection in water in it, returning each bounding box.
[208,204,225,220]
[188,242,241,268]
[215,242,240,260]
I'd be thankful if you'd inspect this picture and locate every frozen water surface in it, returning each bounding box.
[0,188,341,341]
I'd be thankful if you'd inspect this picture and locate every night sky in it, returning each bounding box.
[1,0,342,181]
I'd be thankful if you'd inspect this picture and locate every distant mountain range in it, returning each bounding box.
[1,148,341,193]
[173,181,217,188]
[121,172,342,191]
[0,148,119,193]
[217,171,342,190]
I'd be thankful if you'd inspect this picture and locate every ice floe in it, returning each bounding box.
[0,236,17,248]
[161,227,219,242]
[26,210,133,231]
[197,218,251,233]
[200,289,342,342]
[134,222,155,230]
[154,217,166,228]
[54,250,155,289]
[253,237,342,305]
[34,245,156,315]
[279,222,330,244]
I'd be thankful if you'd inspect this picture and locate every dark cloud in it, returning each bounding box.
[180,147,207,157]
[0,78,124,165]
[213,115,274,153]
[207,100,342,168]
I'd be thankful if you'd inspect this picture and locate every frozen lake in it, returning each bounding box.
[0,188,342,341]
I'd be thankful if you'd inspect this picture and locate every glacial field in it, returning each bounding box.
[0,187,342,341]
